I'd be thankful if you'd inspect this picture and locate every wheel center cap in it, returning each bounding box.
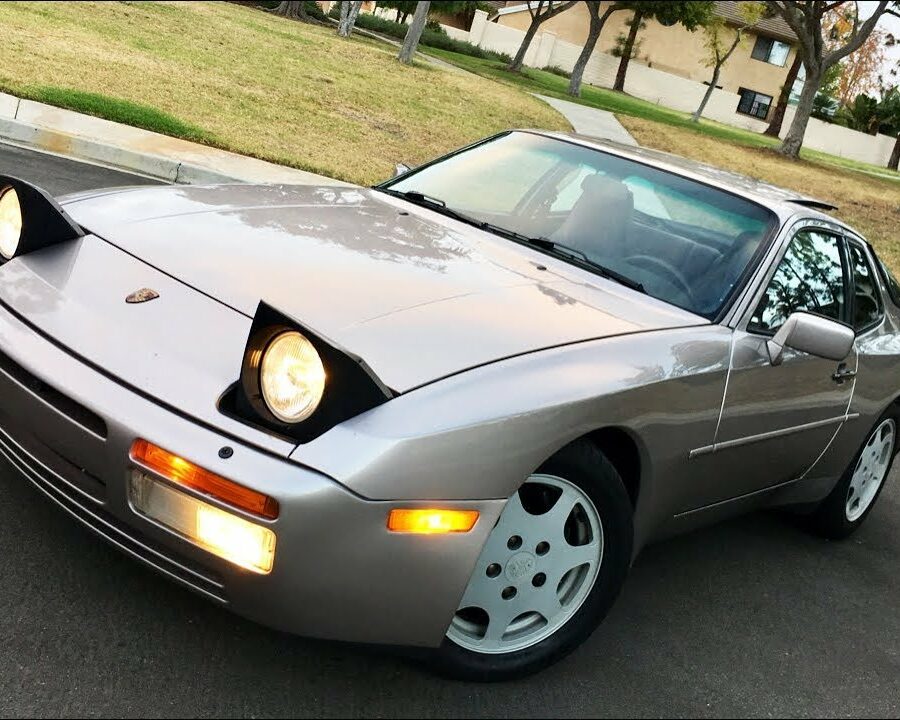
[506,552,536,581]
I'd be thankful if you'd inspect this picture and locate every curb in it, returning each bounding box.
[0,117,225,183]
[0,93,347,186]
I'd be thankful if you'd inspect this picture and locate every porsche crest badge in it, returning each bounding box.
[126,288,160,304]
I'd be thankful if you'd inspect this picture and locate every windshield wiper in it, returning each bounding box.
[380,189,644,293]
[380,189,485,227]
[502,233,646,294]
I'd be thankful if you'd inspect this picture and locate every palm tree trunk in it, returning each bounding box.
[613,9,642,92]
[889,134,899,171]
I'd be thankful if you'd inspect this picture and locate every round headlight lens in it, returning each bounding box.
[260,331,326,423]
[0,187,22,260]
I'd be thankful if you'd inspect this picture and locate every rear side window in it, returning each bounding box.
[874,253,900,308]
[848,243,883,330]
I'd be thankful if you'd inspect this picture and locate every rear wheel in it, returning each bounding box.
[428,440,633,681]
[812,410,898,539]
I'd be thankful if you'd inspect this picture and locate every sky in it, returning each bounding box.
[859,1,900,81]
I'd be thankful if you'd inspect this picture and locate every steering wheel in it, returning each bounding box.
[625,254,696,305]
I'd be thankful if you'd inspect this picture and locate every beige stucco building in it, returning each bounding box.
[492,1,798,122]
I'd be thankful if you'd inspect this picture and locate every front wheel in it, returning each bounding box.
[811,410,898,539]
[428,440,633,681]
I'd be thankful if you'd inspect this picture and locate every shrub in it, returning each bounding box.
[304,1,327,21]
[541,65,571,79]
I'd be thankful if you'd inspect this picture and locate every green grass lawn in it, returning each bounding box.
[17,86,217,144]
[0,1,568,185]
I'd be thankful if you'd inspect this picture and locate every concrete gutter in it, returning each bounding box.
[0,92,349,186]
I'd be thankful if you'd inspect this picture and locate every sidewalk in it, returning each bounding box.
[533,94,638,147]
[0,92,349,186]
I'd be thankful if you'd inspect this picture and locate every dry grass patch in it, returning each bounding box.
[620,115,900,268]
[0,1,568,184]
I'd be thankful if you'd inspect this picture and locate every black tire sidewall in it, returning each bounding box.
[814,408,899,539]
[428,440,634,682]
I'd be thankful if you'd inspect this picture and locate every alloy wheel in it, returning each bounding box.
[447,474,603,655]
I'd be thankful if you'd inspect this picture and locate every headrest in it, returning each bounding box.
[580,174,633,203]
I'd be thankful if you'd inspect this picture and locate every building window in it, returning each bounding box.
[737,88,773,119]
[751,36,791,66]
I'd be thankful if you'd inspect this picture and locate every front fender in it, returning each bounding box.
[292,325,731,547]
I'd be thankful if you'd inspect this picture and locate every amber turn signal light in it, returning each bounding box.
[387,508,479,534]
[130,439,279,520]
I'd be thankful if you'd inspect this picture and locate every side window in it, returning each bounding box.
[749,229,847,334]
[848,243,883,330]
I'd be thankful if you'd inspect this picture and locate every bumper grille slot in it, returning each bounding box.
[0,348,107,439]
[0,419,226,603]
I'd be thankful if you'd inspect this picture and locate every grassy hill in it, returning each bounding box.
[0,1,568,185]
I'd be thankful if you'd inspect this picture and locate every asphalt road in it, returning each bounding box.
[1,144,898,718]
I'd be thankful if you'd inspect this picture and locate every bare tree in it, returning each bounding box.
[766,0,899,158]
[274,1,308,21]
[691,2,766,122]
[338,0,364,37]
[568,2,627,97]
[398,1,432,64]
[508,1,578,73]
[763,52,802,137]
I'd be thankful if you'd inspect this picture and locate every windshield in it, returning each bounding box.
[382,132,778,319]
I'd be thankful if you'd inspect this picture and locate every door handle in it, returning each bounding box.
[832,365,857,384]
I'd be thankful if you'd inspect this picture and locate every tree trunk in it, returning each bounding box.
[764,52,802,138]
[780,64,822,158]
[567,7,615,97]
[338,0,363,37]
[691,65,721,122]
[274,1,307,20]
[395,9,402,22]
[889,134,900,171]
[398,1,431,65]
[508,13,542,73]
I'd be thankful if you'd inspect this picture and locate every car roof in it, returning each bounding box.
[524,129,849,230]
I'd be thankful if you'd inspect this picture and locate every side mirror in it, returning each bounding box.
[767,311,855,366]
[393,163,412,178]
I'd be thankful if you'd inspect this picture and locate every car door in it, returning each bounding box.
[686,223,858,509]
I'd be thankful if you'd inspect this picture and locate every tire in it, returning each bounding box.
[811,408,899,540]
[426,439,633,682]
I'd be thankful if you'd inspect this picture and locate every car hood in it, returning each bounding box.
[62,184,704,392]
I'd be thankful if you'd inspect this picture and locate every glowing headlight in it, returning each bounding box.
[0,187,22,260]
[260,331,326,423]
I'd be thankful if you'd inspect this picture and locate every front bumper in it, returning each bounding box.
[0,303,504,648]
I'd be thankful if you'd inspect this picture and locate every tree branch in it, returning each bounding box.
[825,0,889,65]
[539,0,577,21]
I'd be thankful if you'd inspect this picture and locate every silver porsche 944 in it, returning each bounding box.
[1,130,898,680]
